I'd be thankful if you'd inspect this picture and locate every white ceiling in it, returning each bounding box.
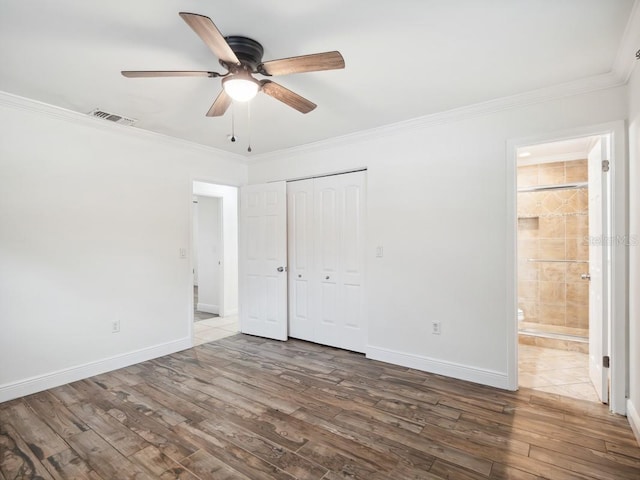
[0,0,635,156]
[517,136,599,166]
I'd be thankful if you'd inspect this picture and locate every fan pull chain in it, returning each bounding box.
[230,102,236,142]
[247,101,252,153]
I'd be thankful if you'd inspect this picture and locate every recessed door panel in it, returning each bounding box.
[240,182,287,341]
[321,282,337,325]
[344,284,360,328]
[287,179,315,341]
[287,171,366,353]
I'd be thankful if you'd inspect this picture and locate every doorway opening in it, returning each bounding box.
[192,181,240,345]
[515,135,609,403]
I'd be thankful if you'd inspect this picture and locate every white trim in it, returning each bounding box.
[0,338,192,403]
[506,121,628,414]
[612,0,640,83]
[248,72,624,163]
[367,345,511,390]
[197,303,219,315]
[222,308,238,317]
[627,399,640,447]
[0,91,247,164]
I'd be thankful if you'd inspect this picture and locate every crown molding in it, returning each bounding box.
[0,91,247,165]
[248,71,624,164]
[612,0,640,83]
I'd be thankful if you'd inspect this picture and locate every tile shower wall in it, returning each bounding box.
[517,160,590,330]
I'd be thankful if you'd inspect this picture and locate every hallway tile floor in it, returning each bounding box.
[193,315,239,346]
[519,344,599,403]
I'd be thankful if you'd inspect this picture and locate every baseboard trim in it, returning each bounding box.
[0,337,192,403]
[197,303,219,314]
[366,345,511,390]
[223,308,238,317]
[627,399,640,447]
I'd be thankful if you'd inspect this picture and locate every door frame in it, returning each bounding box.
[506,121,627,414]
[188,177,240,342]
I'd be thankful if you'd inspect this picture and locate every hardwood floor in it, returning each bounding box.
[1,335,639,479]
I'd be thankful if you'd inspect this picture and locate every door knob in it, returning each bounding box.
[277,266,284,272]
[581,273,591,280]
[325,276,330,280]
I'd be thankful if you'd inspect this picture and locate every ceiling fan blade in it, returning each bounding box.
[260,51,344,76]
[179,12,239,66]
[207,90,232,117]
[260,80,316,114]
[121,71,217,78]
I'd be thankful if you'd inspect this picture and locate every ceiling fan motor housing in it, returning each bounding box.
[223,36,264,71]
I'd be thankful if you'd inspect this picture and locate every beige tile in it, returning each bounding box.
[517,192,537,217]
[517,217,539,239]
[539,239,565,260]
[541,193,564,214]
[566,237,589,261]
[566,304,589,329]
[567,342,589,354]
[540,282,566,305]
[567,282,589,305]
[565,164,588,182]
[539,216,565,238]
[566,262,589,282]
[538,304,565,325]
[566,214,588,236]
[518,239,538,257]
[518,281,538,300]
[538,165,565,185]
[539,263,566,282]
[518,262,539,281]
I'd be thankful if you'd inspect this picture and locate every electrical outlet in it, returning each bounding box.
[431,321,441,335]
[111,320,120,333]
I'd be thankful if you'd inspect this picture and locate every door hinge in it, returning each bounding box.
[603,355,610,368]
[602,160,610,173]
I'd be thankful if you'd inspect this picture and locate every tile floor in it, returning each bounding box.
[193,315,239,346]
[519,344,599,403]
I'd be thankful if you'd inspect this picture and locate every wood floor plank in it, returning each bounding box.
[45,448,104,480]
[66,430,155,480]
[25,391,88,439]
[0,423,55,480]
[2,334,639,479]
[0,401,69,460]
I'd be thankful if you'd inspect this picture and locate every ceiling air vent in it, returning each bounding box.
[88,109,137,126]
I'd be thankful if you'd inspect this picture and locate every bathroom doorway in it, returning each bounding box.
[515,135,609,403]
[191,181,240,345]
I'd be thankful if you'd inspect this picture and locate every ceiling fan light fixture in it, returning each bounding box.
[222,74,260,102]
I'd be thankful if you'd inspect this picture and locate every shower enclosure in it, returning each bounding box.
[516,159,590,352]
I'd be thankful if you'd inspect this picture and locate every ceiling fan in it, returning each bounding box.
[122,12,345,117]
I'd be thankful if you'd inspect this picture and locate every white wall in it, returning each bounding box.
[628,63,640,442]
[195,196,221,314]
[193,182,239,317]
[0,94,246,401]
[249,85,628,388]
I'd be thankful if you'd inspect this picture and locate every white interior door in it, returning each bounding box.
[587,137,609,403]
[287,179,315,341]
[239,182,288,340]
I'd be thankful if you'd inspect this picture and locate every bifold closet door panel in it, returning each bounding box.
[287,179,315,342]
[314,171,366,352]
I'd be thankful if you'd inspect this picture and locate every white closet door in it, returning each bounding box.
[287,179,315,341]
[314,171,366,352]
[239,182,288,340]
[287,171,366,352]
